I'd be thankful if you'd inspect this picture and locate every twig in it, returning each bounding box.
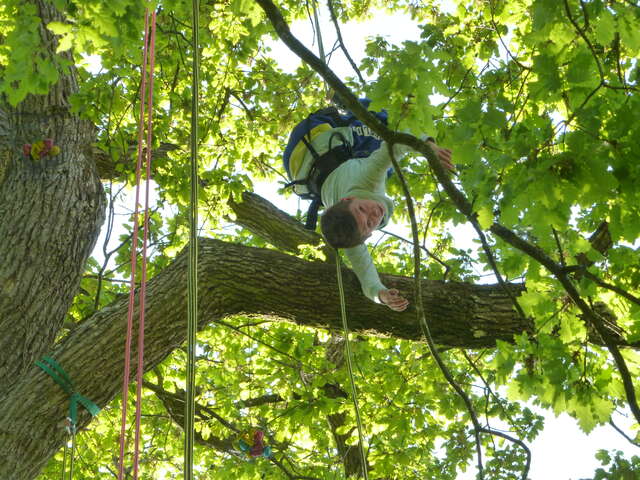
[326,0,366,86]
[479,427,532,478]
[462,352,533,478]
[462,352,526,437]
[551,227,566,268]
[609,419,640,448]
[467,216,529,322]
[581,270,640,307]
[379,228,451,278]
[441,65,476,111]
[488,0,530,71]
[563,0,604,81]
[84,275,130,284]
[613,33,627,90]
[506,71,531,134]
[229,91,254,120]
[214,318,306,371]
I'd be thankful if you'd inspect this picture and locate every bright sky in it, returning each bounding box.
[90,3,640,479]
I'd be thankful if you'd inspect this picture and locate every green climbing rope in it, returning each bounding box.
[185,0,200,478]
[61,434,73,480]
[335,253,369,480]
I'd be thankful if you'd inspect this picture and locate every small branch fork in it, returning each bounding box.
[556,0,638,135]
[254,0,640,460]
[326,0,366,87]
[562,0,638,94]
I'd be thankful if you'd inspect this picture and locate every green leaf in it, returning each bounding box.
[456,99,482,124]
[56,33,73,53]
[47,21,72,35]
[532,53,562,94]
[531,0,559,32]
[595,449,611,466]
[566,46,598,86]
[594,9,616,45]
[573,401,599,433]
[484,107,506,129]
[559,313,587,344]
[476,205,493,229]
[619,12,640,55]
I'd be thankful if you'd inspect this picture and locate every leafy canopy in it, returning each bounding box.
[2,0,639,477]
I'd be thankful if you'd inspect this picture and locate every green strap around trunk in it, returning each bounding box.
[36,355,101,431]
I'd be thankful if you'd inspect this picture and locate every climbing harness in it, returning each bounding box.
[36,356,100,480]
[286,128,353,229]
[335,253,369,480]
[117,9,156,480]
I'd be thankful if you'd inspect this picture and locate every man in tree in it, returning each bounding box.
[283,99,453,311]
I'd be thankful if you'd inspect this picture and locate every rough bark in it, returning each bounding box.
[0,237,527,480]
[229,190,334,260]
[0,0,105,395]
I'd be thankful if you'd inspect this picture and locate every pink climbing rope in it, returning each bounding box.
[118,9,156,480]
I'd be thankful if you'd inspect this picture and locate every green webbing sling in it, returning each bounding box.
[36,355,101,479]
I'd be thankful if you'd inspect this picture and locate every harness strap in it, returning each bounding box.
[290,129,354,230]
[301,135,321,161]
[307,144,351,196]
[305,198,322,230]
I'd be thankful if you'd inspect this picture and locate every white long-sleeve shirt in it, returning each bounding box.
[319,139,413,302]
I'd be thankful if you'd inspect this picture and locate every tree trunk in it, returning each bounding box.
[0,0,105,394]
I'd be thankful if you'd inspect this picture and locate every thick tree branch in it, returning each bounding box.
[228,191,334,260]
[0,237,530,479]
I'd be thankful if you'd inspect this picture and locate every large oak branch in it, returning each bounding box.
[1,238,526,480]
